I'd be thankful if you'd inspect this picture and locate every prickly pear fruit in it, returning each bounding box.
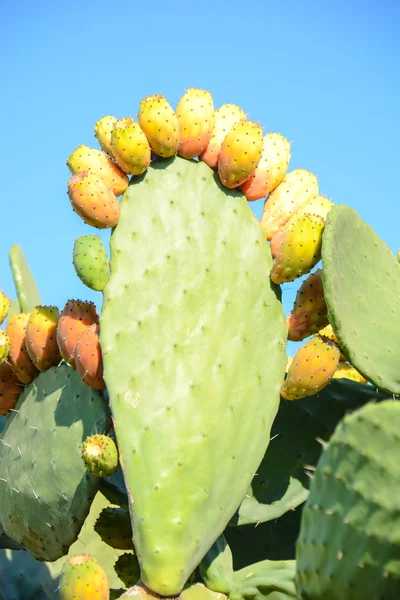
[67,145,128,196]
[110,117,152,175]
[218,120,263,188]
[25,306,61,371]
[332,361,368,383]
[199,103,246,168]
[74,323,105,390]
[260,169,319,240]
[68,170,120,229]
[240,133,291,201]
[0,362,23,415]
[286,269,328,341]
[6,313,38,383]
[271,214,325,284]
[281,335,340,400]
[59,554,109,600]
[138,94,180,157]
[176,88,214,159]
[317,324,346,361]
[114,553,141,589]
[0,329,10,366]
[73,235,109,292]
[94,507,133,550]
[81,433,119,476]
[57,300,99,368]
[0,292,10,325]
[94,115,118,157]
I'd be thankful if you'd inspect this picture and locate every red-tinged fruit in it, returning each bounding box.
[199,103,246,168]
[111,117,151,175]
[59,554,109,600]
[138,94,180,157]
[218,119,263,188]
[6,313,38,384]
[57,300,99,368]
[0,292,10,325]
[68,170,120,229]
[280,335,340,400]
[0,329,10,366]
[26,306,61,371]
[176,88,214,159]
[271,213,325,284]
[240,133,291,201]
[260,169,318,240]
[81,434,119,477]
[67,144,128,196]
[74,323,105,390]
[94,115,117,157]
[0,362,23,415]
[286,269,329,341]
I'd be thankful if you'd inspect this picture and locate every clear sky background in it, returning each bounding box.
[1,0,399,349]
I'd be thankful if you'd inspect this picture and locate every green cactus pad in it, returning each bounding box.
[199,534,234,594]
[296,400,400,599]
[0,363,110,561]
[114,552,141,588]
[0,549,58,599]
[73,235,109,291]
[95,507,133,550]
[230,560,297,600]
[100,156,287,595]
[9,244,41,313]
[232,379,392,526]
[321,205,400,394]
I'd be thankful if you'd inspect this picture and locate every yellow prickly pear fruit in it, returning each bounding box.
[260,169,318,240]
[281,335,340,400]
[176,88,214,159]
[138,94,180,158]
[317,324,347,361]
[67,145,128,196]
[333,362,368,383]
[110,117,152,175]
[94,115,117,157]
[6,313,38,384]
[218,120,263,189]
[286,269,329,341]
[0,362,23,416]
[59,554,109,600]
[67,170,120,229]
[0,329,10,366]
[0,292,10,325]
[57,300,99,368]
[240,133,291,201]
[271,213,325,284]
[26,306,61,371]
[199,103,246,168]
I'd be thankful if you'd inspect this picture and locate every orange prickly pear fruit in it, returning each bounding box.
[6,314,38,384]
[286,269,329,341]
[74,323,105,390]
[0,292,10,325]
[59,554,109,600]
[67,170,120,229]
[280,335,340,400]
[176,88,214,159]
[94,115,117,157]
[0,362,23,415]
[270,194,333,257]
[110,117,152,175]
[240,133,291,201]
[317,324,347,361]
[260,169,318,240]
[138,94,180,158]
[199,103,246,168]
[333,362,368,383]
[57,300,99,368]
[67,145,128,196]
[0,329,10,366]
[271,213,325,284]
[218,120,263,188]
[25,306,61,371]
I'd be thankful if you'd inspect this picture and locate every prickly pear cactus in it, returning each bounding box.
[100,156,287,595]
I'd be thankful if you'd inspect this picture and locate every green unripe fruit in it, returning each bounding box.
[81,434,119,477]
[73,235,109,291]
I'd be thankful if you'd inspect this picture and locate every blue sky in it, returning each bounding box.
[1,0,399,339]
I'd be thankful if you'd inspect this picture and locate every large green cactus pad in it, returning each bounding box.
[0,363,110,561]
[296,400,400,599]
[100,156,287,595]
[322,205,400,394]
